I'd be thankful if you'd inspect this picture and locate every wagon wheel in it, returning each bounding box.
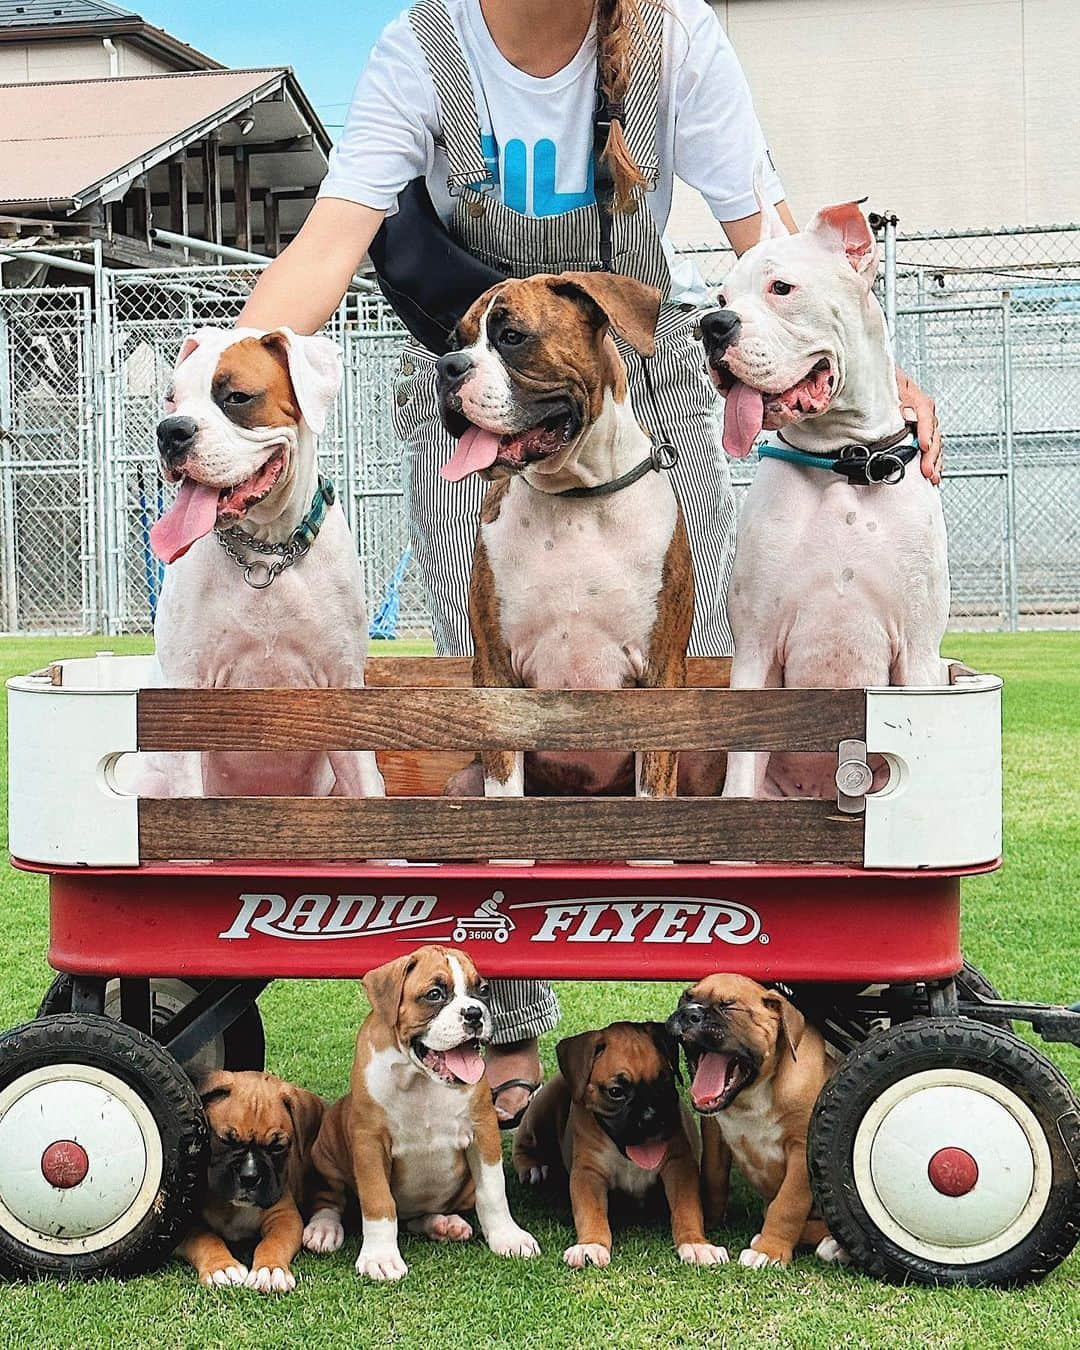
[955,959,1015,1032]
[452,926,468,944]
[0,1014,207,1280]
[38,975,265,1077]
[808,1018,1080,1286]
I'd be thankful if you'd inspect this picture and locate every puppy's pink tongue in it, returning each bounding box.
[691,1052,734,1109]
[443,1045,486,1084]
[721,381,764,459]
[441,426,501,482]
[149,478,221,564]
[626,1140,668,1170]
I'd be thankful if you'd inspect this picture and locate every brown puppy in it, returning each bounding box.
[513,1021,728,1269]
[303,945,539,1280]
[177,1070,325,1293]
[667,974,848,1269]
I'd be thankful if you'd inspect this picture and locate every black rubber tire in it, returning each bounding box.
[38,975,265,1075]
[808,1018,1080,1287]
[956,959,1015,1032]
[0,1014,208,1280]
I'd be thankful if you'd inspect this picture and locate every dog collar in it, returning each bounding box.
[759,429,920,486]
[216,475,335,589]
[551,440,679,499]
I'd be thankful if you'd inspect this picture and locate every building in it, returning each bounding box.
[669,0,1080,247]
[0,1,331,279]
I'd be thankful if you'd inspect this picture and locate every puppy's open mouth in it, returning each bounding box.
[623,1138,671,1170]
[709,358,833,459]
[411,1037,486,1086]
[686,1050,753,1112]
[440,405,580,483]
[150,447,287,564]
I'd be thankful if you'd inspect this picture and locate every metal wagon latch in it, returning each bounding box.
[836,739,873,814]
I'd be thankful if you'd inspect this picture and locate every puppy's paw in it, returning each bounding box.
[739,1234,790,1269]
[200,1261,248,1289]
[355,1246,408,1281]
[487,1224,540,1259]
[815,1235,850,1266]
[303,1207,345,1254]
[515,1162,549,1187]
[677,1242,729,1266]
[564,1242,610,1269]
[412,1213,472,1242]
[245,1265,296,1295]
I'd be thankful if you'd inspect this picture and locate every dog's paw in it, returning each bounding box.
[516,1162,549,1186]
[200,1261,248,1289]
[739,1234,790,1269]
[564,1242,610,1269]
[677,1242,729,1266]
[428,1213,473,1242]
[487,1224,540,1258]
[355,1247,408,1281]
[245,1265,296,1295]
[303,1207,345,1254]
[815,1235,850,1266]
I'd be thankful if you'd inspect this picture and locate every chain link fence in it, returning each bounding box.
[0,225,1077,636]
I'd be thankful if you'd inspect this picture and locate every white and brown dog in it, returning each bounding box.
[702,192,950,800]
[436,271,720,804]
[304,945,539,1280]
[146,326,384,800]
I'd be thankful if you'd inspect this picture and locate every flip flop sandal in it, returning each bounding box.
[490,1078,541,1131]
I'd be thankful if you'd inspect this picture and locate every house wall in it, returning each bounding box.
[669,0,1080,245]
[0,36,181,84]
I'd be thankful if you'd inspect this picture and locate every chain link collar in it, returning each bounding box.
[215,475,335,589]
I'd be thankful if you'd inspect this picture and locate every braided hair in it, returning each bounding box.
[595,0,662,210]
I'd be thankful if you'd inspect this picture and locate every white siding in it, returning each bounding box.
[668,0,1080,246]
[0,37,177,85]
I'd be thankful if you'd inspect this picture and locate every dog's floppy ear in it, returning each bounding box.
[762,992,806,1063]
[553,273,660,357]
[557,1029,603,1102]
[196,1069,232,1111]
[752,158,788,245]
[645,1021,683,1084]
[282,1087,326,1155]
[804,202,879,288]
[363,952,418,1027]
[260,328,343,435]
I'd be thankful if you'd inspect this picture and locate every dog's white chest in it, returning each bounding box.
[482,476,677,690]
[713,1085,785,1200]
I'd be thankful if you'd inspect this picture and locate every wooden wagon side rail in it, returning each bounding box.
[138,796,863,863]
[136,686,866,754]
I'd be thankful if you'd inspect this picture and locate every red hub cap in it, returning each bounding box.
[927,1146,979,1197]
[40,1139,90,1189]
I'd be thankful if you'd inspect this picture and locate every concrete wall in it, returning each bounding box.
[668,0,1080,245]
[0,37,178,84]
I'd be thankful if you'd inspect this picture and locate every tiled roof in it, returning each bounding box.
[0,1,138,27]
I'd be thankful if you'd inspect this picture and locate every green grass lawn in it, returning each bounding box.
[0,632,1077,1349]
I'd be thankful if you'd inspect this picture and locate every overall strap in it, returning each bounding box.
[620,0,663,191]
[409,0,493,192]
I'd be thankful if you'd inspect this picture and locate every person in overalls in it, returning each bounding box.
[240,0,941,1128]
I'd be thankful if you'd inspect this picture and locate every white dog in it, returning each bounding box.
[700,193,950,800]
[145,326,384,800]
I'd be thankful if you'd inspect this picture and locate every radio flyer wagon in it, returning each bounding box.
[3,653,1078,1287]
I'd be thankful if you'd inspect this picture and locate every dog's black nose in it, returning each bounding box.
[462,1004,485,1027]
[675,1004,705,1029]
[436,350,474,387]
[156,414,199,463]
[699,309,741,356]
[238,1150,260,1183]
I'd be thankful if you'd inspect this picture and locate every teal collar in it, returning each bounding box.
[293,474,336,548]
[758,431,920,486]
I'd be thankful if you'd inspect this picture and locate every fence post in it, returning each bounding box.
[882,213,898,336]
[1000,290,1019,632]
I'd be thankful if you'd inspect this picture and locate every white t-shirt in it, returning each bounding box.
[319,0,784,305]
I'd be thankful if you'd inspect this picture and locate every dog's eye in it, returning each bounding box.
[424,987,446,1003]
[606,1083,626,1101]
[769,280,794,296]
[225,390,255,405]
[475,982,490,1000]
[499,328,527,347]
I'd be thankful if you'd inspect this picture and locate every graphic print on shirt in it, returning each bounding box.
[481,132,595,216]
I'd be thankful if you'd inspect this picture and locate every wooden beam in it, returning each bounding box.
[150,187,318,209]
[187,134,313,158]
[202,133,222,245]
[168,157,189,236]
[132,175,151,248]
[363,656,733,690]
[233,146,250,252]
[87,226,186,269]
[139,796,864,864]
[136,686,864,754]
[263,190,280,256]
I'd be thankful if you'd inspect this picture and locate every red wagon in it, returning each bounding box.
[3,653,1078,1286]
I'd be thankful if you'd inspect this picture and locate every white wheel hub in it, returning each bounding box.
[0,1063,163,1254]
[853,1068,1052,1264]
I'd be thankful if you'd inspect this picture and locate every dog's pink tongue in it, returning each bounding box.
[691,1052,734,1109]
[150,478,220,563]
[443,1045,486,1084]
[626,1140,669,1171]
[440,426,501,482]
[722,381,764,459]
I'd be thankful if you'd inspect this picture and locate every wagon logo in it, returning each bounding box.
[218,891,763,947]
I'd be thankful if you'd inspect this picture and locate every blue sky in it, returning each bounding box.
[134,2,408,133]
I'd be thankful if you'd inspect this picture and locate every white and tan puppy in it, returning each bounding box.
[702,191,950,800]
[304,945,539,1280]
[435,272,721,804]
[146,326,384,800]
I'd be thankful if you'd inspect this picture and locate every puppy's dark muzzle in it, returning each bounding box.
[434,350,473,438]
[666,1004,709,1040]
[156,414,199,468]
[699,308,741,367]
